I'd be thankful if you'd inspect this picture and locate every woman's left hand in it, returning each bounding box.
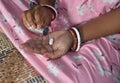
[20,30,74,59]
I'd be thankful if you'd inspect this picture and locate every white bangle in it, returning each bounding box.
[72,27,81,51]
[41,4,58,20]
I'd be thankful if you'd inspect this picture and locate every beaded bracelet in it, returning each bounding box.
[68,27,81,51]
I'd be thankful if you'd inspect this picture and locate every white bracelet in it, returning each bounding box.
[41,4,58,20]
[72,27,81,51]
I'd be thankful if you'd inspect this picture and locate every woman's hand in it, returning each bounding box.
[20,30,74,59]
[22,5,53,30]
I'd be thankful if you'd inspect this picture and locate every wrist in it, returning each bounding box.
[40,0,58,21]
[66,30,75,50]
[41,4,57,21]
[68,27,82,52]
[40,0,55,7]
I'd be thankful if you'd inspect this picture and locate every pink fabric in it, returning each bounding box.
[0,0,120,83]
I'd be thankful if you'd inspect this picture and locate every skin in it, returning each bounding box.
[22,5,53,29]
[78,7,120,42]
[20,30,73,59]
[21,0,55,29]
[21,1,120,59]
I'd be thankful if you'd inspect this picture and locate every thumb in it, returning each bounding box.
[44,49,64,59]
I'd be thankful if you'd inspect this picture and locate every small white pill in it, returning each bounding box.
[49,38,54,45]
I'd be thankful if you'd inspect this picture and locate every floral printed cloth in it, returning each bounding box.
[0,0,120,83]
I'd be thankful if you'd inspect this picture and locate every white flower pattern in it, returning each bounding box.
[113,70,120,83]
[87,4,93,12]
[76,5,85,16]
[94,61,105,76]
[93,49,105,61]
[73,55,83,61]
[102,0,118,4]
[47,64,59,77]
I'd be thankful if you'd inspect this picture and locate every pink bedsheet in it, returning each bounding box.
[0,0,120,83]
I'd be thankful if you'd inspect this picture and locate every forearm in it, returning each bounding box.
[77,7,120,42]
[40,0,55,6]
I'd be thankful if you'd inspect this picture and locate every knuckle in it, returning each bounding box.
[22,10,28,15]
[21,12,26,17]
[26,12,31,17]
[34,5,40,10]
[50,55,56,59]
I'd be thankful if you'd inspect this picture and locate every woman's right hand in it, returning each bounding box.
[22,5,54,30]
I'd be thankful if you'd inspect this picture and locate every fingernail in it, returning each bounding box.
[29,25,36,30]
[29,26,34,30]
[27,23,30,27]
[19,45,22,49]
[44,54,49,58]
[37,24,41,29]
[19,44,24,49]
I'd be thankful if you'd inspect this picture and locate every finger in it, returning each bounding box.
[35,17,44,29]
[43,46,65,59]
[43,12,52,26]
[20,41,30,49]
[30,45,45,54]
[21,12,30,28]
[20,37,42,49]
[26,10,36,29]
[42,18,49,27]
[36,23,43,29]
[34,8,51,28]
[21,44,39,53]
[44,19,51,26]
[42,44,53,54]
[20,39,42,53]
[34,7,44,28]
[28,42,48,54]
[20,41,34,52]
[34,9,40,24]
[41,12,51,27]
[33,35,52,56]
[39,46,48,54]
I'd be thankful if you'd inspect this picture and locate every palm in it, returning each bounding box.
[20,30,73,59]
